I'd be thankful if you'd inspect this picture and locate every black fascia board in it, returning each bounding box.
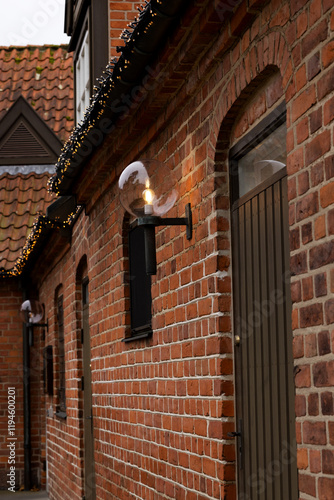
[68,0,90,52]
[20,226,71,280]
[64,0,74,36]
[50,0,190,196]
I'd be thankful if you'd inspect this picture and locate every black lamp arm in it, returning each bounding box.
[25,319,48,330]
[130,203,192,275]
[135,203,192,240]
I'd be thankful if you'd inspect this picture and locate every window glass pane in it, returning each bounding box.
[82,279,89,306]
[129,226,152,335]
[238,122,287,198]
[57,294,66,413]
[75,30,90,123]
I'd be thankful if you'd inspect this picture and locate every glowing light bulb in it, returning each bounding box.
[143,180,155,214]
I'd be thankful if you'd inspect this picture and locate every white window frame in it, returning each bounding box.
[75,29,90,124]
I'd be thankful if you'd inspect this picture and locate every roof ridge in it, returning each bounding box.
[0,194,51,203]
[0,171,52,181]
[0,44,69,50]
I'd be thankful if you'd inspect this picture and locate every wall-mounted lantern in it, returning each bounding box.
[20,300,48,346]
[119,160,192,275]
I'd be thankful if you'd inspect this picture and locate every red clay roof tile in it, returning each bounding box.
[0,172,55,271]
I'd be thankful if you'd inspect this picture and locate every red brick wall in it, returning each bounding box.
[109,1,141,59]
[286,0,334,496]
[213,0,334,495]
[0,280,24,489]
[33,0,334,498]
[0,279,47,491]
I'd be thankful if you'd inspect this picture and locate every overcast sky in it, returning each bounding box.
[0,0,70,47]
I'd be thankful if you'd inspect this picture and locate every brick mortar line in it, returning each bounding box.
[295,385,334,394]
[90,311,232,334]
[92,389,233,397]
[46,440,79,463]
[288,161,333,186]
[296,415,334,423]
[90,363,231,372]
[288,58,334,109]
[95,449,232,469]
[288,158,333,185]
[293,293,334,305]
[94,422,233,430]
[153,281,226,293]
[95,460,223,500]
[288,155,333,178]
[96,438,231,462]
[93,411,233,419]
[288,168,333,191]
[88,225,229,272]
[94,410,234,417]
[89,341,233,355]
[294,359,334,367]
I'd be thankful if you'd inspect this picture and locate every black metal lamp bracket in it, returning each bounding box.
[135,203,192,240]
[25,319,48,330]
[131,203,193,275]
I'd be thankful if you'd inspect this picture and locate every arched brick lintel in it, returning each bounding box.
[74,235,89,280]
[213,30,291,156]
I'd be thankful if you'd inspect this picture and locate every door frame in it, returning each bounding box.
[229,103,298,499]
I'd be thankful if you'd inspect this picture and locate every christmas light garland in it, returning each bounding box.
[48,0,152,195]
[0,208,80,278]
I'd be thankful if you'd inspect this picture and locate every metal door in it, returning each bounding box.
[232,170,298,499]
[82,280,96,500]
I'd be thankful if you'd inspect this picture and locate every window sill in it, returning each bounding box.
[55,410,67,420]
[122,329,152,343]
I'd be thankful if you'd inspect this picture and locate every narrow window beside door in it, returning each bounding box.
[56,294,66,418]
[123,225,152,342]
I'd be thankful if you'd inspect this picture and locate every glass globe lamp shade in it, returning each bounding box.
[118,159,179,218]
[20,300,44,324]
